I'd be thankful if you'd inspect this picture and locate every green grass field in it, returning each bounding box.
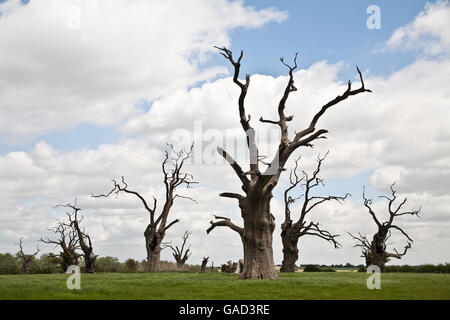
[1,272,449,300]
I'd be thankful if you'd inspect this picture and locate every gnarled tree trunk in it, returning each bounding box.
[280,226,299,273]
[240,195,278,279]
[371,232,388,272]
[146,245,161,272]
[84,254,97,273]
[200,257,209,272]
[144,226,163,272]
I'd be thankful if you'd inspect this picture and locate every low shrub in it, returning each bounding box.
[303,265,336,272]
[0,253,21,274]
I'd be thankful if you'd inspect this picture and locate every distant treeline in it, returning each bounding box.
[1,252,449,274]
[378,264,450,273]
[302,263,450,273]
[0,253,217,275]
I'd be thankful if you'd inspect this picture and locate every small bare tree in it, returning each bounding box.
[16,238,40,274]
[40,221,81,271]
[348,183,421,272]
[207,47,371,279]
[167,231,192,270]
[92,143,196,272]
[280,153,349,272]
[200,257,209,272]
[56,201,98,273]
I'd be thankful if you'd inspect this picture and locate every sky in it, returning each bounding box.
[0,0,449,267]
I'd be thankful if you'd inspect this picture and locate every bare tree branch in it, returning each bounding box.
[303,222,341,249]
[293,66,372,144]
[215,46,259,182]
[219,192,245,200]
[217,147,250,191]
[207,215,243,236]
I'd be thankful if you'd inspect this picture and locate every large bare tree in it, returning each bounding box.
[348,183,421,272]
[16,238,40,274]
[207,47,371,279]
[40,221,81,271]
[92,144,196,272]
[56,202,98,273]
[280,153,349,272]
[167,231,192,270]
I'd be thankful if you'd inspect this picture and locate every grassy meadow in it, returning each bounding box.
[1,272,449,300]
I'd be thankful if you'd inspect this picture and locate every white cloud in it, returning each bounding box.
[0,0,286,140]
[124,56,450,194]
[382,0,450,56]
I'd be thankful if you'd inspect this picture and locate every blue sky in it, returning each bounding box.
[0,0,430,154]
[213,0,428,78]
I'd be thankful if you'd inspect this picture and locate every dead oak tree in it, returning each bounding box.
[56,202,98,273]
[92,144,196,272]
[207,47,371,279]
[200,257,209,272]
[348,183,421,272]
[167,231,192,270]
[280,153,349,272]
[16,238,40,274]
[40,221,81,272]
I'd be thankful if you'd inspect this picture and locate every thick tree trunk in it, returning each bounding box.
[146,247,161,272]
[200,258,208,272]
[61,252,79,272]
[84,255,96,273]
[176,262,185,271]
[22,262,31,274]
[145,225,163,272]
[371,252,386,272]
[240,194,278,280]
[280,229,299,272]
[371,239,387,272]
[370,232,387,272]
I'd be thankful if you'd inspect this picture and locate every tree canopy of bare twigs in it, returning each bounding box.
[40,219,81,272]
[16,238,40,274]
[91,143,196,272]
[54,201,98,273]
[280,152,349,272]
[166,231,192,270]
[348,183,421,271]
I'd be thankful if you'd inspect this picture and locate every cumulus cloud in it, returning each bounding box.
[0,0,286,140]
[124,56,450,195]
[381,0,450,56]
